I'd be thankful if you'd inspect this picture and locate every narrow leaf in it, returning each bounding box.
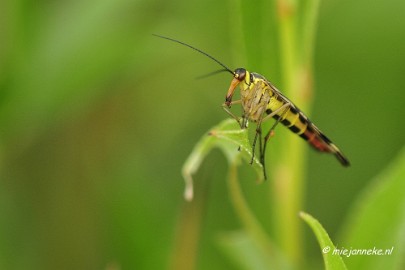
[300,212,348,270]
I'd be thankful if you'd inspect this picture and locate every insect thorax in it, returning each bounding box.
[240,74,273,122]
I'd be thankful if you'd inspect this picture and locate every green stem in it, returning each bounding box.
[226,0,320,267]
[277,0,298,96]
[301,0,321,66]
[272,0,306,266]
[227,162,286,268]
[170,174,209,270]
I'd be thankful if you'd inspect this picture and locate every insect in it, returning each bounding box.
[154,34,350,179]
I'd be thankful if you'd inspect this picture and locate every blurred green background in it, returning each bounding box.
[0,0,404,269]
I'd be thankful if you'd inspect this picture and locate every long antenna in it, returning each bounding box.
[195,68,230,80]
[153,34,234,75]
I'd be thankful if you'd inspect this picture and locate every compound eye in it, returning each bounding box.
[234,68,246,81]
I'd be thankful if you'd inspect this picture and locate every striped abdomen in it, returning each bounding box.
[266,101,350,166]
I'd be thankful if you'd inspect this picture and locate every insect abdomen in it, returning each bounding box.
[266,104,308,135]
[301,125,350,166]
[266,106,350,166]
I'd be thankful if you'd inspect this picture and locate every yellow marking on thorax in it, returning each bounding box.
[239,76,272,122]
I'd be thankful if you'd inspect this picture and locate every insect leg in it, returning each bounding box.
[261,104,291,173]
[258,124,268,180]
[222,100,243,128]
[250,124,261,165]
[260,103,290,123]
[249,103,291,179]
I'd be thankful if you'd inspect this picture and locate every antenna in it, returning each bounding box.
[153,34,234,75]
[195,68,231,80]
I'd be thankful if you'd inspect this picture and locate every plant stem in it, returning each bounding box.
[273,0,317,266]
[301,0,321,66]
[227,162,286,269]
[227,0,320,267]
[169,175,208,270]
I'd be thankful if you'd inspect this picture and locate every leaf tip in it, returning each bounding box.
[299,211,308,219]
[182,173,194,201]
[184,183,194,201]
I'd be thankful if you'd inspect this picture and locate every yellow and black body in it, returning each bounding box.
[225,68,350,174]
[154,34,350,178]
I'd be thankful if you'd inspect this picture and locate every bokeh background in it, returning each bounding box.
[0,0,404,269]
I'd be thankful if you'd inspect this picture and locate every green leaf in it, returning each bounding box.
[181,119,264,201]
[300,212,348,270]
[338,147,405,270]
